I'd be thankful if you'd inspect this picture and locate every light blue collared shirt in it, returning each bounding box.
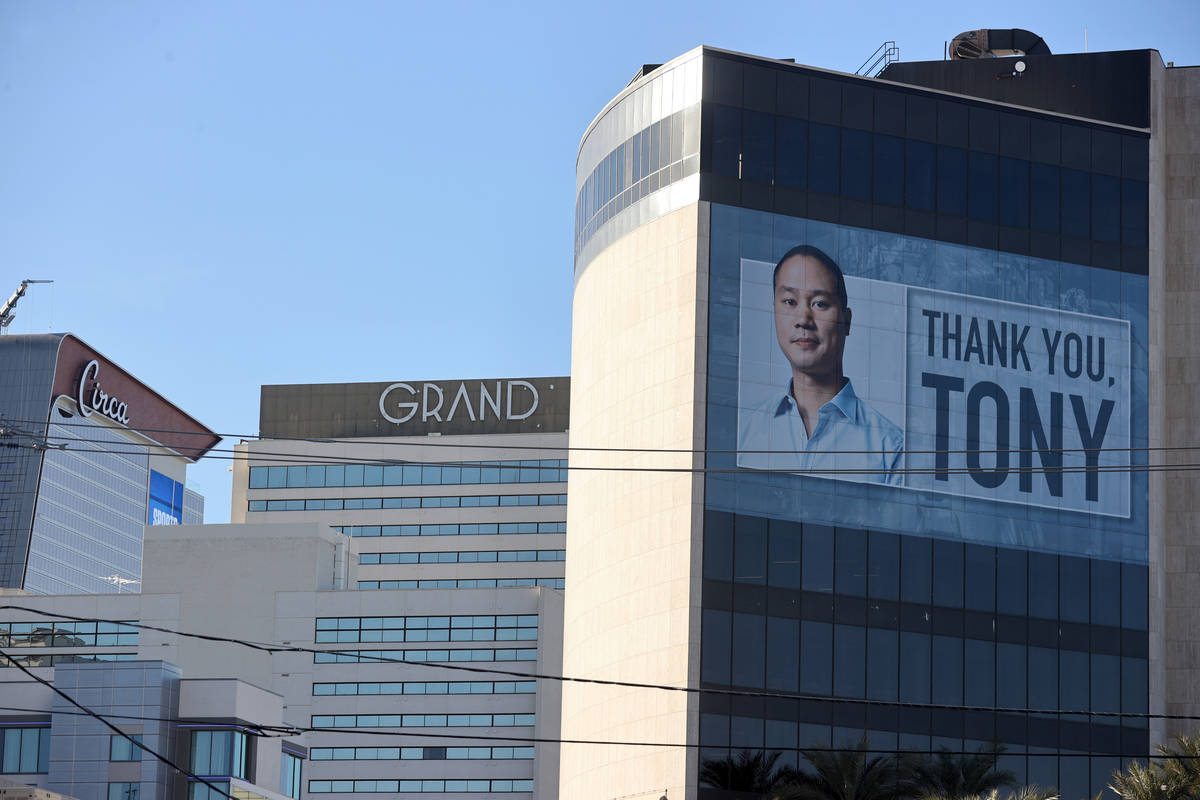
[738,379,904,485]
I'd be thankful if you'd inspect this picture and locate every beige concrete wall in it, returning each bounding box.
[560,202,708,800]
[1156,62,1200,739]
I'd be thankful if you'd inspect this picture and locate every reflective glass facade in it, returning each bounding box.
[684,51,1153,800]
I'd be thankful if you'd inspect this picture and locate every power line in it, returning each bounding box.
[3,414,1196,459]
[1,438,1192,479]
[0,605,1187,724]
[0,649,239,800]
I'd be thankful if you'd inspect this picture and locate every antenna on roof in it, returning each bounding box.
[0,279,54,334]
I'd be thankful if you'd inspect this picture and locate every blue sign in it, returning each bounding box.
[148,470,183,526]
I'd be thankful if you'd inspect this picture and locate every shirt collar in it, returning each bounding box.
[775,379,860,422]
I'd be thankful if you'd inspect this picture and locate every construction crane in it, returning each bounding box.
[0,279,54,333]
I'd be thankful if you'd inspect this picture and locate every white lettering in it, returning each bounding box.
[77,360,131,424]
[479,382,502,420]
[447,382,477,421]
[378,383,418,424]
[506,380,539,420]
[422,383,445,422]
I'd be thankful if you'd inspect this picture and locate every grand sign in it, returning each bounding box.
[260,377,569,439]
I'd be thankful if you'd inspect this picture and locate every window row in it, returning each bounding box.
[0,620,138,648]
[705,514,1149,629]
[317,629,536,644]
[248,460,566,490]
[335,521,566,538]
[3,652,137,667]
[576,105,701,250]
[310,746,534,761]
[358,577,564,590]
[317,614,538,631]
[249,493,567,512]
[311,713,535,729]
[706,106,1148,245]
[359,549,565,566]
[313,680,536,696]
[314,648,538,664]
[702,612,1148,717]
[0,727,49,774]
[308,779,533,794]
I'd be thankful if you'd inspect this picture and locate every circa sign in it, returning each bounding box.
[379,380,539,425]
[77,359,131,425]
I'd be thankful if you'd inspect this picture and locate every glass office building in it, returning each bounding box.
[0,334,217,594]
[562,45,1197,800]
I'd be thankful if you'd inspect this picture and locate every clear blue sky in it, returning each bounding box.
[2,0,1196,523]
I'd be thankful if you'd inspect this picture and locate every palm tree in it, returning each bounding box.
[1157,733,1200,795]
[700,749,800,792]
[921,787,1059,800]
[1108,758,1185,800]
[902,746,1016,800]
[771,736,906,800]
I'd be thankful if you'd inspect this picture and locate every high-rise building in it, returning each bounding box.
[562,41,1198,800]
[0,334,219,594]
[227,375,572,799]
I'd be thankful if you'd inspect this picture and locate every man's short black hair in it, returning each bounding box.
[772,244,849,310]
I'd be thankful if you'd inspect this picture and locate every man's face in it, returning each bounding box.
[773,255,851,380]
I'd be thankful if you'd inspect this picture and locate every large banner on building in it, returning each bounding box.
[735,252,1132,519]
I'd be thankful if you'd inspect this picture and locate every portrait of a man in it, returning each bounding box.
[738,244,904,485]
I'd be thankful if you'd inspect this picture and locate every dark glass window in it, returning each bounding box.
[731,612,766,687]
[936,146,967,216]
[1091,653,1120,712]
[1060,650,1089,711]
[931,635,963,703]
[775,117,808,189]
[867,628,899,700]
[873,135,904,206]
[899,632,931,702]
[1028,552,1059,619]
[712,105,741,178]
[841,128,872,200]
[803,526,834,592]
[901,536,932,604]
[964,544,996,612]
[905,140,936,211]
[766,616,800,691]
[768,519,802,589]
[868,532,900,600]
[1060,556,1090,624]
[1030,163,1060,233]
[800,621,833,693]
[1123,656,1149,714]
[996,549,1028,616]
[1028,646,1058,709]
[997,157,1030,228]
[742,110,774,185]
[1091,560,1121,627]
[809,123,840,194]
[704,512,733,581]
[932,540,963,607]
[964,639,995,705]
[1092,174,1121,243]
[968,151,998,222]
[733,515,767,584]
[835,528,868,597]
[996,642,1027,708]
[1122,565,1148,631]
[1121,179,1149,246]
[834,625,866,697]
[1061,168,1091,239]
[702,609,731,684]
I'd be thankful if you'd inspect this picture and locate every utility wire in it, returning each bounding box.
[0,439,1187,479]
[0,649,239,800]
[3,414,1196,459]
[0,605,1188,724]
